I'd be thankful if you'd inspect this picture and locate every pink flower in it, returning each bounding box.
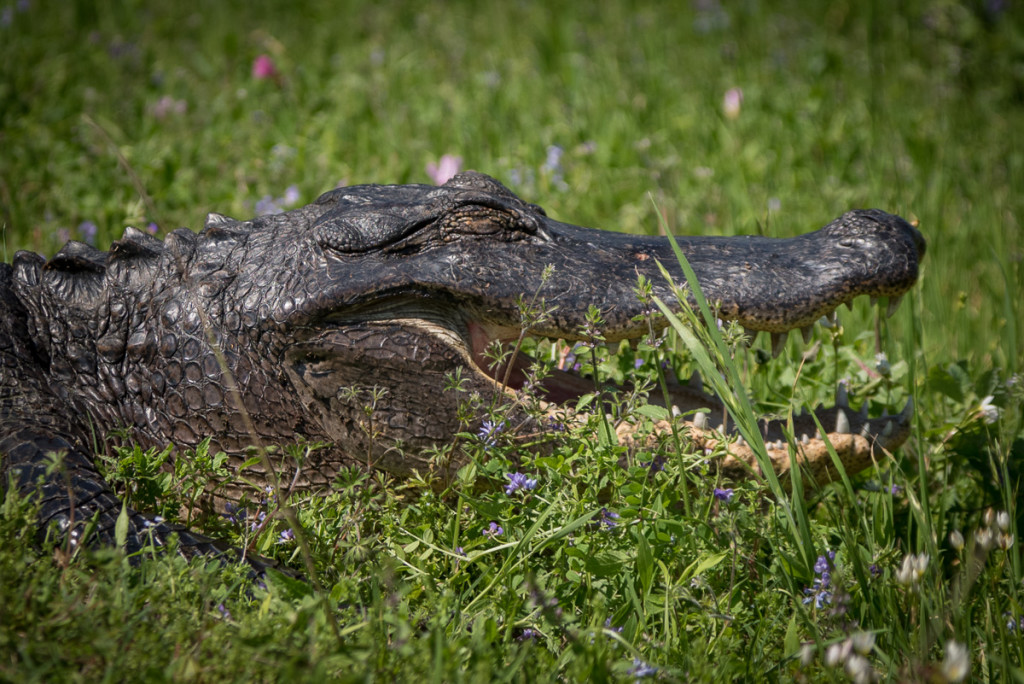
[426,154,463,185]
[723,87,743,120]
[252,55,277,80]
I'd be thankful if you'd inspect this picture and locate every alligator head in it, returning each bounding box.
[254,171,922,486]
[12,171,924,495]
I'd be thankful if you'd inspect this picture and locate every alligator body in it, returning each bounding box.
[0,172,924,559]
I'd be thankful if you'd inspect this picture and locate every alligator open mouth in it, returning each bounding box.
[462,305,914,490]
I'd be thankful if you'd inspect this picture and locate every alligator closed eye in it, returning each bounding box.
[0,171,924,572]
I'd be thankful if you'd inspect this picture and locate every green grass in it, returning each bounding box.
[2,0,1023,681]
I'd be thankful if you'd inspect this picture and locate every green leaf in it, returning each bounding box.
[635,533,654,596]
[634,404,670,421]
[783,612,800,657]
[584,549,629,577]
[115,500,129,549]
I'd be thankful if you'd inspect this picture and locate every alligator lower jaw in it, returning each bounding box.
[465,320,914,491]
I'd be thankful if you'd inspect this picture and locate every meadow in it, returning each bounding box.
[1,0,1022,681]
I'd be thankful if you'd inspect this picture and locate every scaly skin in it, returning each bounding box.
[0,172,924,563]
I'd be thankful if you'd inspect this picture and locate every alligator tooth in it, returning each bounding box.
[693,411,708,429]
[887,295,903,318]
[844,300,854,312]
[882,421,894,437]
[689,370,703,393]
[898,397,914,424]
[881,408,890,419]
[800,433,810,444]
[671,405,681,417]
[836,382,850,408]
[859,403,869,420]
[736,435,746,447]
[870,296,878,307]
[835,408,851,434]
[742,327,758,345]
[716,424,725,434]
[860,422,872,437]
[800,325,814,344]
[775,440,786,450]
[771,332,787,358]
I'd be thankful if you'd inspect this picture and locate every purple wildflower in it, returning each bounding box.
[483,521,503,538]
[713,487,734,502]
[890,484,902,495]
[282,185,300,207]
[518,628,537,641]
[542,145,564,173]
[604,617,624,634]
[278,528,294,543]
[249,510,267,532]
[804,552,835,608]
[145,222,159,235]
[504,472,538,495]
[477,420,504,446]
[426,154,462,185]
[1,6,12,27]
[216,603,232,620]
[252,55,277,80]
[545,417,566,433]
[600,508,620,529]
[639,456,665,473]
[255,195,282,216]
[77,221,97,245]
[627,658,658,678]
[542,145,568,190]
[634,357,644,369]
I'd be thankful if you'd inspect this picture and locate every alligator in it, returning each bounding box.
[0,171,924,562]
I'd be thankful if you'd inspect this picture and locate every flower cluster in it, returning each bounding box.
[504,472,538,495]
[814,631,876,683]
[599,508,620,530]
[477,420,504,447]
[482,521,503,539]
[803,551,834,609]
[972,508,1014,551]
[255,185,301,216]
[626,658,658,679]
[223,502,267,532]
[895,552,929,589]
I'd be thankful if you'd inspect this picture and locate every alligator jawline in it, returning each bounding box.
[463,317,915,491]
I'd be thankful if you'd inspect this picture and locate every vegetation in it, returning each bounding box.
[1,0,1022,681]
